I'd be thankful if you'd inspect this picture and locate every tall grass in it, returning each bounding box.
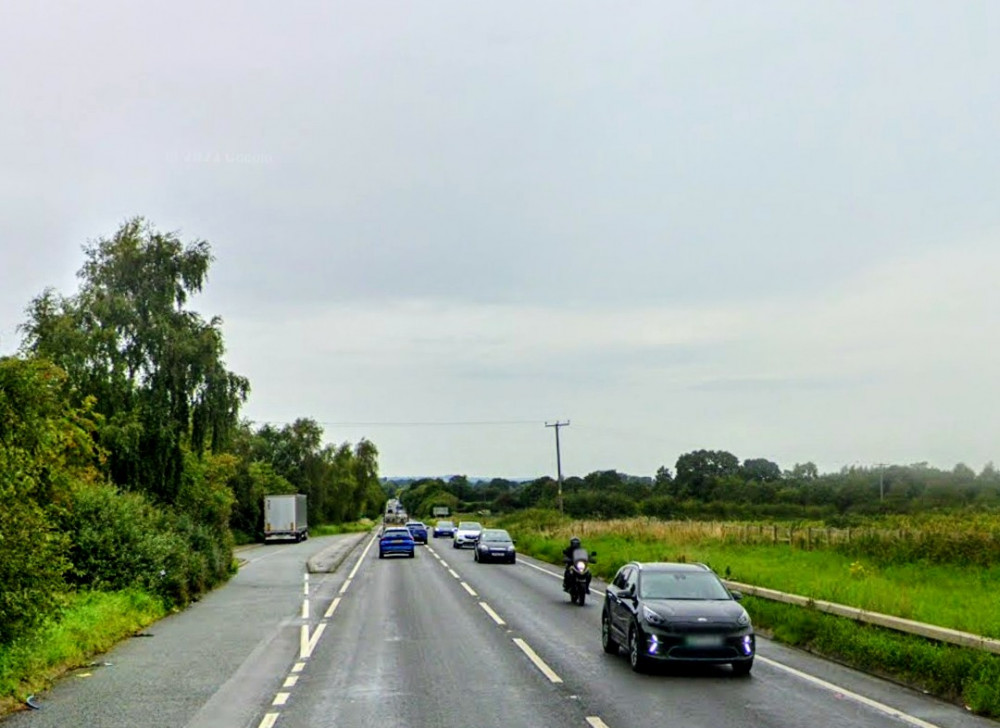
[0,589,166,717]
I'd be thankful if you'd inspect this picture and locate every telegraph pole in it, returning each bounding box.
[545,420,570,513]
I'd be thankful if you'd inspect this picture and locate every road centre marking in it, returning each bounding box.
[461,582,478,597]
[586,719,611,728]
[479,602,506,626]
[448,568,460,579]
[299,623,326,659]
[292,662,305,672]
[349,536,378,579]
[272,692,289,706]
[757,656,940,728]
[324,597,342,619]
[339,579,352,594]
[257,713,279,728]
[301,599,309,619]
[283,676,298,688]
[513,638,563,683]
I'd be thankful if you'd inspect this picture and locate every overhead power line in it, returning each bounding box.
[246,419,543,427]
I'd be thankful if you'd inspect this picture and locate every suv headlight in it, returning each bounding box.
[641,605,667,626]
[736,610,751,627]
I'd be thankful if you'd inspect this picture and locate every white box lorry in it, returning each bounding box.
[264,494,308,542]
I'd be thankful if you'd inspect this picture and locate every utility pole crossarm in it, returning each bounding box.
[545,421,570,514]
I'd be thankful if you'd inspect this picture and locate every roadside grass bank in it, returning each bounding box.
[0,589,167,718]
[495,510,1000,717]
[310,519,376,537]
[746,597,1000,717]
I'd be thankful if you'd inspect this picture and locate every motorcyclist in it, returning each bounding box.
[562,536,591,591]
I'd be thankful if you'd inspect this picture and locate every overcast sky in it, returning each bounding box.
[3,1,999,479]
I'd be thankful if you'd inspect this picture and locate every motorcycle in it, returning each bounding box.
[563,547,597,606]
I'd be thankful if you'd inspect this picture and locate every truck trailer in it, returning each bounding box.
[264,494,308,542]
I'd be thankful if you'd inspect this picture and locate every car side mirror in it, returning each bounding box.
[729,590,743,601]
[626,584,637,600]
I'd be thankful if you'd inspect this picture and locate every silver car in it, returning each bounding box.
[452,521,483,548]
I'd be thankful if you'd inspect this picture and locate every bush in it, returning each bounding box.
[0,495,69,645]
[59,482,233,607]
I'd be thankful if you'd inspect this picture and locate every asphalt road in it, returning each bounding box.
[5,532,998,728]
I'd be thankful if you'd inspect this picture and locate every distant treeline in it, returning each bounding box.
[388,450,1000,525]
[0,218,385,648]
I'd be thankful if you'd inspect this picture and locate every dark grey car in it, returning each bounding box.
[474,528,516,563]
[601,562,755,675]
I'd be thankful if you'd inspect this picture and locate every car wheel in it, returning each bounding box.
[509,555,516,564]
[378,551,384,559]
[629,623,648,673]
[731,659,753,677]
[602,612,619,654]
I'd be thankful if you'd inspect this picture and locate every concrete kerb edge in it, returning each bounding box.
[306,532,370,574]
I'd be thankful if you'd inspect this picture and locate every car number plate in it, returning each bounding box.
[685,635,723,647]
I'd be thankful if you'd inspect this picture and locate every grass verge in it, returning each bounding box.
[0,589,167,718]
[747,597,1000,716]
[309,518,376,537]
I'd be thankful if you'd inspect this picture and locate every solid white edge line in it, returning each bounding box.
[479,601,506,625]
[258,713,280,728]
[513,638,563,683]
[519,558,607,597]
[586,718,611,728]
[757,656,941,728]
[461,582,478,597]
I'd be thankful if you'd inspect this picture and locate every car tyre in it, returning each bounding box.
[602,612,619,654]
[731,659,753,677]
[509,555,516,564]
[408,551,415,558]
[378,551,384,559]
[628,623,648,673]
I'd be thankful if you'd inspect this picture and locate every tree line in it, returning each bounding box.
[0,218,385,647]
[388,449,1000,525]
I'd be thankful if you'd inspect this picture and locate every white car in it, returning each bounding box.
[452,521,483,548]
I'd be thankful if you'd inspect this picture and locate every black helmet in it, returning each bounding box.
[569,537,581,548]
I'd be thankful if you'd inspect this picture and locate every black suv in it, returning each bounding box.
[601,562,755,675]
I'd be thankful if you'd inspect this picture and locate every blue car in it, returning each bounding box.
[405,521,428,544]
[379,527,415,558]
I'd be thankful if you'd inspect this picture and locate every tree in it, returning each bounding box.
[674,449,740,500]
[741,458,782,483]
[20,217,249,502]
